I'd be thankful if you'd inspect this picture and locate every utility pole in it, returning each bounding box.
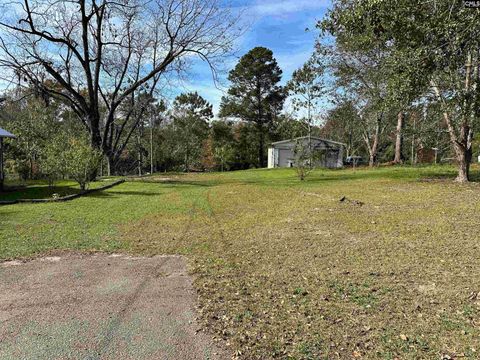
[432,147,439,165]
[150,116,154,174]
[307,93,312,168]
[411,114,416,166]
[137,125,142,176]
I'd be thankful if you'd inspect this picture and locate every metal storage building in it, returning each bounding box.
[267,136,344,169]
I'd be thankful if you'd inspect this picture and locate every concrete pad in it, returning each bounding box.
[0,254,227,360]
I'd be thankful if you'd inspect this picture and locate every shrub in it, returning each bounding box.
[64,138,102,190]
[40,135,102,190]
[293,139,312,181]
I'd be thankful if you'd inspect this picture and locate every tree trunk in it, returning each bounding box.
[87,113,103,180]
[393,111,404,164]
[107,154,116,176]
[308,123,312,168]
[454,124,473,183]
[307,100,313,168]
[136,126,142,176]
[455,150,471,183]
[258,124,265,168]
[150,125,154,174]
[369,120,380,167]
[430,52,474,183]
[89,113,103,151]
[361,113,381,168]
[411,112,417,166]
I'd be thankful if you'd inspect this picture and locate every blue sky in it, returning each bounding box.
[181,0,332,116]
[0,0,332,116]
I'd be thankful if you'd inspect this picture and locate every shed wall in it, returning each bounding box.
[268,138,344,169]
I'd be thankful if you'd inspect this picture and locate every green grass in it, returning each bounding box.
[1,178,117,201]
[2,165,480,359]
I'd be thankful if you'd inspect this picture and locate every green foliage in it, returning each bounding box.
[270,113,312,140]
[292,139,312,180]
[169,92,212,172]
[314,31,400,166]
[0,95,59,180]
[319,0,480,178]
[0,91,101,189]
[211,120,235,148]
[232,122,259,169]
[63,138,102,190]
[0,91,97,184]
[209,120,236,171]
[220,47,286,167]
[220,47,284,123]
[113,92,166,175]
[213,144,235,172]
[321,100,364,157]
[35,132,102,191]
[287,55,326,127]
[173,92,213,121]
[157,116,258,172]
[41,132,69,186]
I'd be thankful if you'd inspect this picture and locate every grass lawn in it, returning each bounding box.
[1,165,480,359]
[0,178,118,201]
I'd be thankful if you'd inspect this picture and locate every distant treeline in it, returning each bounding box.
[1,0,479,183]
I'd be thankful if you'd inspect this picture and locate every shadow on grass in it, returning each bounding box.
[0,209,21,220]
[3,166,476,202]
[470,173,480,182]
[0,185,83,201]
[86,190,163,197]
[130,179,216,187]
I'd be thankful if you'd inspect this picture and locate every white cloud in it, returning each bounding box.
[182,50,316,116]
[251,0,330,17]
[181,0,332,116]
[275,49,313,78]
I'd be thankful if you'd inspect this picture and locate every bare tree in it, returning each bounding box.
[0,0,240,173]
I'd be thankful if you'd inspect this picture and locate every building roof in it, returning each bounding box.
[0,127,15,138]
[270,136,345,147]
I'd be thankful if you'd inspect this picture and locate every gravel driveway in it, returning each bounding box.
[0,253,227,360]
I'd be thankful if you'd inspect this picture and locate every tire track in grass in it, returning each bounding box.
[204,189,228,249]
[176,187,214,254]
[178,195,199,246]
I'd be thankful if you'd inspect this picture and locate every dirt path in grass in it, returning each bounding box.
[0,253,228,360]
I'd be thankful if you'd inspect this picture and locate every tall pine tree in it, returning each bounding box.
[220,47,285,167]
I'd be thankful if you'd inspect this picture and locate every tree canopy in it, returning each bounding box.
[220,46,285,167]
[319,0,480,180]
[0,0,240,167]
